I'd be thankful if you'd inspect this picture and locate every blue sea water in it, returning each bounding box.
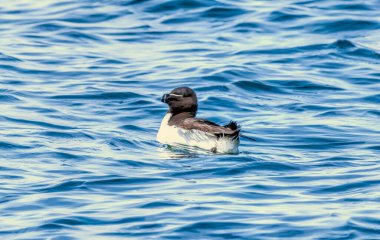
[1,0,380,239]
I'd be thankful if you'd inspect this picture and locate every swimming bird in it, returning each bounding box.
[157,87,240,154]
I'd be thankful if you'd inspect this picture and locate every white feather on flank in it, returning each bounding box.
[157,113,239,154]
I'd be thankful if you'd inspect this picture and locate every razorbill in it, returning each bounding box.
[157,87,240,154]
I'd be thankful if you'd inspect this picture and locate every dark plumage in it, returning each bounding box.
[161,87,240,140]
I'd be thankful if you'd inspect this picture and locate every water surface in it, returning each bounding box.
[1,0,380,239]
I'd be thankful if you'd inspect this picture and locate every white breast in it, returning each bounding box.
[157,113,239,154]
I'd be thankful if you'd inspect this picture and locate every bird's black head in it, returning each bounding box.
[161,87,198,115]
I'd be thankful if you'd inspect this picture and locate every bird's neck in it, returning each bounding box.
[168,111,196,126]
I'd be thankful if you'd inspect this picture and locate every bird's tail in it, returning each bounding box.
[222,121,240,140]
[224,121,240,131]
[224,121,256,141]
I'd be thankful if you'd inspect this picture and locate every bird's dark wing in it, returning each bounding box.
[180,118,240,139]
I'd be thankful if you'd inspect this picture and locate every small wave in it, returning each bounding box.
[60,13,122,24]
[330,3,373,11]
[195,85,229,92]
[271,79,344,91]
[119,124,150,132]
[331,39,356,49]
[330,40,380,61]
[58,30,107,43]
[145,0,212,13]
[0,52,22,62]
[0,94,21,102]
[162,17,197,25]
[268,10,309,22]
[315,110,347,117]
[39,130,95,139]
[237,39,379,64]
[86,177,168,186]
[50,92,143,100]
[41,215,150,231]
[176,221,252,233]
[236,43,328,55]
[36,197,88,208]
[233,80,286,94]
[311,179,380,194]
[366,110,380,117]
[287,137,364,150]
[38,180,87,193]
[362,94,380,103]
[311,19,380,33]
[95,58,125,65]
[233,22,270,33]
[139,201,182,208]
[32,22,66,31]
[50,152,85,160]
[0,141,31,150]
[201,6,247,19]
[170,160,300,178]
[346,48,380,61]
[165,48,214,53]
[2,116,74,130]
[0,64,56,75]
[126,0,151,5]
[209,190,290,200]
[219,162,301,175]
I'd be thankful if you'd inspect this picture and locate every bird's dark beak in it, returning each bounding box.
[161,94,169,103]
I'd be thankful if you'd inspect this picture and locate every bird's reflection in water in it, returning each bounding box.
[156,143,212,160]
